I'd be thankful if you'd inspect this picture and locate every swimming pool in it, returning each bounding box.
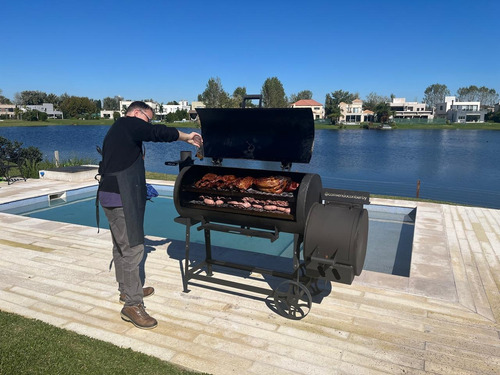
[0,185,415,277]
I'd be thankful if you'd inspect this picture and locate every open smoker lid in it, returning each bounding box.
[197,108,315,164]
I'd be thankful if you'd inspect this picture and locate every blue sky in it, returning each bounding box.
[2,0,499,104]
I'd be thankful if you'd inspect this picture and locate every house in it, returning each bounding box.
[338,99,374,123]
[100,110,119,119]
[435,96,487,123]
[189,101,206,120]
[290,99,325,120]
[0,104,16,119]
[118,100,191,120]
[388,98,433,121]
[25,103,63,119]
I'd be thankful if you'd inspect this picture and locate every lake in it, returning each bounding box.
[1,125,499,208]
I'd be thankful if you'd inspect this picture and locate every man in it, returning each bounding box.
[98,101,202,329]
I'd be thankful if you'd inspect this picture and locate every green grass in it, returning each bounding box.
[3,118,499,130]
[0,119,199,128]
[315,122,500,130]
[146,171,178,181]
[0,310,205,375]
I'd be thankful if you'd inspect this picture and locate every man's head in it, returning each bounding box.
[126,101,154,123]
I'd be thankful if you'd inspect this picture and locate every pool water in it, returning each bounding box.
[0,185,415,277]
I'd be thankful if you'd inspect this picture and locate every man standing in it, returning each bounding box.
[98,101,202,329]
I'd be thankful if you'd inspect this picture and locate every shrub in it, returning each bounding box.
[0,136,43,179]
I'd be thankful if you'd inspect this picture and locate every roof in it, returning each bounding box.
[353,99,363,103]
[293,99,323,107]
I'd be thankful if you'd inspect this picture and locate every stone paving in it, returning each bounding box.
[0,178,499,374]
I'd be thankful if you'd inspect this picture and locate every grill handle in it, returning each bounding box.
[165,151,194,172]
[241,95,262,108]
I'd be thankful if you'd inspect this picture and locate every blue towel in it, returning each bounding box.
[146,183,159,201]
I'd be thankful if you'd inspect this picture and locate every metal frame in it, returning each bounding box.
[174,216,313,319]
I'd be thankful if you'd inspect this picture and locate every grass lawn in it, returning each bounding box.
[0,310,205,375]
[0,119,199,128]
[314,122,500,130]
[2,118,499,130]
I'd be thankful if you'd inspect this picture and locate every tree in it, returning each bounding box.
[198,77,230,108]
[423,84,450,109]
[363,92,389,111]
[289,90,313,104]
[59,96,97,118]
[230,86,248,108]
[14,90,49,105]
[103,96,121,110]
[374,102,393,123]
[46,93,59,107]
[261,77,288,108]
[324,90,358,123]
[485,109,500,123]
[0,89,12,104]
[165,109,189,123]
[457,85,499,107]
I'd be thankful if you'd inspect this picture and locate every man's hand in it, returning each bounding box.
[178,131,203,147]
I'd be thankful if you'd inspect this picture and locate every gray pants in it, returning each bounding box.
[103,207,144,306]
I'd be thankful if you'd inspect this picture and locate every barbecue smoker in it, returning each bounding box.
[169,97,369,319]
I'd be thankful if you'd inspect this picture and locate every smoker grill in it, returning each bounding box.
[169,96,369,319]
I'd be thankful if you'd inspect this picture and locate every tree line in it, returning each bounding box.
[197,77,312,108]
[2,79,499,123]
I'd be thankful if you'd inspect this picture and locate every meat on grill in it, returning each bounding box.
[193,173,299,194]
[198,194,291,214]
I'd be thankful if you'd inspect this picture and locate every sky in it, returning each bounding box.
[2,0,499,105]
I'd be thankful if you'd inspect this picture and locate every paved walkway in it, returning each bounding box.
[0,179,499,374]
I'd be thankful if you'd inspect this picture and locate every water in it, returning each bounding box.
[0,185,414,276]
[1,125,499,208]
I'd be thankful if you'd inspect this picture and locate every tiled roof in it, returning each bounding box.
[293,99,323,107]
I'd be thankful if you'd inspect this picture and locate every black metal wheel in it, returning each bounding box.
[273,280,312,320]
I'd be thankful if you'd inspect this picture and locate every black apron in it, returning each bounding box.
[97,154,147,247]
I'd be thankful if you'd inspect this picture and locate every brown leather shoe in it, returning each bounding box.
[119,287,155,304]
[120,304,158,329]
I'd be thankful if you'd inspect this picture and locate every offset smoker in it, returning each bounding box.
[170,97,369,319]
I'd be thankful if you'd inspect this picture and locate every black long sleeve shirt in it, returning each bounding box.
[99,116,179,193]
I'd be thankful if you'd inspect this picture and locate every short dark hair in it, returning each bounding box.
[126,101,155,116]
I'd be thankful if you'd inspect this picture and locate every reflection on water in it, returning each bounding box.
[0,126,498,208]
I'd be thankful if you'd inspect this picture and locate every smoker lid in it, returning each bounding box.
[197,108,315,164]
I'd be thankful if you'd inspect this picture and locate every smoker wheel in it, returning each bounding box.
[273,280,312,320]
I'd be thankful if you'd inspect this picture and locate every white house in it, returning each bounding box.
[118,100,190,119]
[100,110,118,119]
[338,99,374,123]
[388,98,433,121]
[0,104,16,119]
[25,103,63,118]
[291,99,325,120]
[435,96,486,123]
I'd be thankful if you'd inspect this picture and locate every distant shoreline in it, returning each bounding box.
[1,118,499,130]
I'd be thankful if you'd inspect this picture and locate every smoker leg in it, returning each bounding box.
[183,222,192,293]
[204,228,213,277]
[292,234,303,282]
